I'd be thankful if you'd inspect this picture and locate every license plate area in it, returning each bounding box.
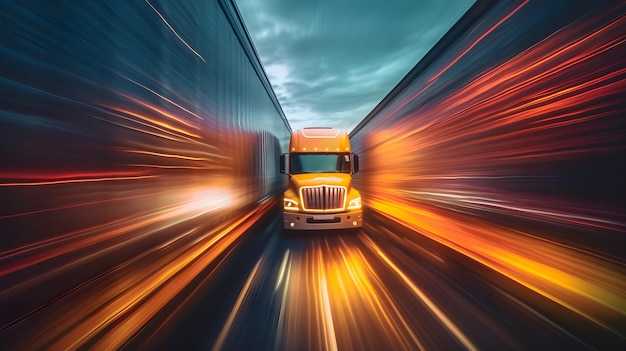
[308,214,340,224]
[313,214,334,220]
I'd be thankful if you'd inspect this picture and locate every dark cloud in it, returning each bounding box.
[236,0,474,132]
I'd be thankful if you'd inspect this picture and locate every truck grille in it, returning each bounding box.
[301,186,346,211]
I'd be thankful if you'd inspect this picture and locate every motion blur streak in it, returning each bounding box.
[263,235,463,351]
[0,0,289,349]
[145,0,206,63]
[364,236,478,351]
[14,198,275,350]
[369,199,624,333]
[426,0,529,90]
[2,0,626,350]
[213,258,264,351]
[0,173,158,188]
[350,0,626,341]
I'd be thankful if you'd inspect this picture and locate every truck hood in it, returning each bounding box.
[290,173,352,190]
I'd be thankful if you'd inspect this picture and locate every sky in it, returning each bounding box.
[235,0,475,133]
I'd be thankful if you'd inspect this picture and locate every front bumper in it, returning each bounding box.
[283,210,362,230]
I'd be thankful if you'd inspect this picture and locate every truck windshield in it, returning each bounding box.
[290,153,351,174]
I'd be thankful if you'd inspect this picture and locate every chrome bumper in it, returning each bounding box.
[283,210,362,230]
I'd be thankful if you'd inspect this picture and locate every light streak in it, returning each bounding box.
[364,237,478,351]
[120,94,202,130]
[108,105,202,139]
[125,164,225,170]
[119,148,209,161]
[0,174,158,187]
[275,249,292,349]
[269,236,445,350]
[1,186,235,295]
[428,1,529,85]
[2,0,624,349]
[0,0,290,348]
[319,252,338,351]
[145,0,206,63]
[6,197,275,350]
[91,109,199,143]
[212,258,263,351]
[367,196,626,333]
[351,0,626,340]
[121,75,204,120]
[0,191,156,219]
[275,249,290,291]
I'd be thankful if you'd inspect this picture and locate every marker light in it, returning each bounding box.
[348,197,362,210]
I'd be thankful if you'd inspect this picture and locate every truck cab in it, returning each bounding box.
[280,127,362,230]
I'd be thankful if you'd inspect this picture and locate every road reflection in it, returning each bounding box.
[2,202,623,350]
[200,208,624,350]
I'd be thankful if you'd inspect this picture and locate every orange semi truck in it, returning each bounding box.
[280,127,362,230]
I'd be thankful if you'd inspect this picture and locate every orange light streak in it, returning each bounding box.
[362,236,478,351]
[111,106,201,139]
[0,174,157,187]
[352,3,626,340]
[271,236,459,350]
[119,148,210,161]
[120,94,201,131]
[121,75,204,120]
[319,251,339,351]
[368,197,626,335]
[92,111,195,143]
[12,198,275,350]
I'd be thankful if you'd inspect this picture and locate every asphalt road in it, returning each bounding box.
[1,198,623,350]
[135,202,624,350]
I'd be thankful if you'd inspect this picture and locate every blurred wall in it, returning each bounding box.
[0,0,291,250]
[350,1,625,256]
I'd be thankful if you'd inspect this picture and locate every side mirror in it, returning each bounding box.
[280,154,286,173]
[353,154,359,174]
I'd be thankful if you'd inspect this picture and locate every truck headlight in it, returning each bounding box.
[348,197,361,210]
[283,198,299,211]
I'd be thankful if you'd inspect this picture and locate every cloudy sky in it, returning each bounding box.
[235,0,474,132]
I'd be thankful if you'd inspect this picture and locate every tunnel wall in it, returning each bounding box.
[350,0,625,257]
[0,0,290,250]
